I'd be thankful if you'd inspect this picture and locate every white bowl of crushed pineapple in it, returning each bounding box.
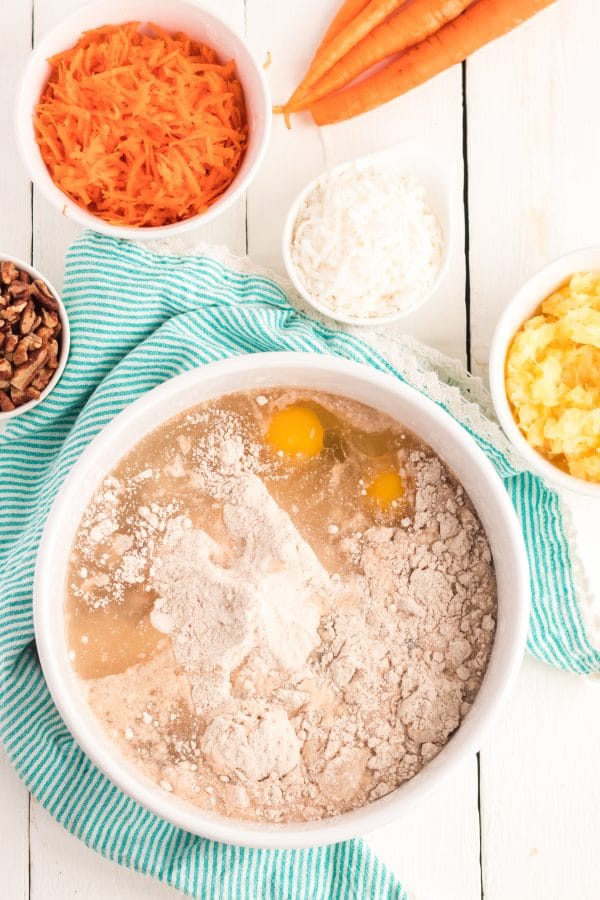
[283,141,451,326]
[489,247,600,496]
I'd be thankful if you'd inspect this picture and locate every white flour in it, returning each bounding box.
[150,466,329,714]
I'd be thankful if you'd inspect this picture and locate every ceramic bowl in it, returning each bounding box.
[34,352,529,848]
[0,254,69,421]
[282,140,452,326]
[15,0,271,240]
[489,247,600,497]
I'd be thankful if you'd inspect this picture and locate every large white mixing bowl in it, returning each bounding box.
[34,352,530,848]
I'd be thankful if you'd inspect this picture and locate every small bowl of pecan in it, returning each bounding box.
[0,256,69,419]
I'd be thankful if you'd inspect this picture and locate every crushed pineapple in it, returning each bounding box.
[505,271,600,482]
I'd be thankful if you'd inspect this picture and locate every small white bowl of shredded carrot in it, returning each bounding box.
[16,0,270,237]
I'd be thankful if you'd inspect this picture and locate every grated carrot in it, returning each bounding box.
[34,22,248,228]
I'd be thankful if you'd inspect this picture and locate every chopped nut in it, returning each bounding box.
[11,386,41,406]
[41,308,59,330]
[20,300,36,335]
[47,339,59,370]
[0,261,18,285]
[0,359,12,380]
[12,345,27,367]
[11,347,48,391]
[32,279,59,311]
[35,326,53,343]
[30,367,53,392]
[0,389,15,411]
[14,334,42,366]
[2,302,28,324]
[7,281,31,301]
[4,333,18,354]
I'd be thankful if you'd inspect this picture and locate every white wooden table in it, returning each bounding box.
[2,1,599,898]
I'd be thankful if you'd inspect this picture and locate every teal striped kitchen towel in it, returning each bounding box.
[0,232,594,899]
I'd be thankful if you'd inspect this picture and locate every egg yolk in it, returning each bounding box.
[266,406,324,458]
[366,470,404,510]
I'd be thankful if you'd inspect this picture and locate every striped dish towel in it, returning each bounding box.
[0,232,593,899]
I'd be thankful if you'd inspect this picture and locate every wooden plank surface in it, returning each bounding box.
[0,748,29,900]
[1,0,599,898]
[0,1,33,897]
[30,804,179,900]
[467,1,600,897]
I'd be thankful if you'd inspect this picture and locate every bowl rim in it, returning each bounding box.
[0,253,70,421]
[14,0,272,240]
[489,246,600,498]
[281,139,452,327]
[34,351,530,848]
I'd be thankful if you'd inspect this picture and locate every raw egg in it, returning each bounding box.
[267,405,324,458]
[366,469,404,510]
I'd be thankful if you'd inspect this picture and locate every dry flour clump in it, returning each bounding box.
[150,470,329,714]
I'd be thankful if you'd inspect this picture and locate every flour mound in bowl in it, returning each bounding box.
[66,389,497,823]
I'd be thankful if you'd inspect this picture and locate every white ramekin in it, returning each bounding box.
[489,247,600,498]
[15,0,271,240]
[34,352,529,849]
[0,254,70,421]
[282,140,452,326]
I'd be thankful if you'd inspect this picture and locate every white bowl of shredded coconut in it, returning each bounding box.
[283,142,450,325]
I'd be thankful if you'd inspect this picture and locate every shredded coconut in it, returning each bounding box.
[290,164,444,319]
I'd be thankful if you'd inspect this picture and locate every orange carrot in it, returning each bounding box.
[286,0,405,110]
[34,23,248,228]
[297,0,472,109]
[316,0,373,52]
[310,0,555,126]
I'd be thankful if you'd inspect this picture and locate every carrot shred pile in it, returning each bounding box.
[34,22,248,227]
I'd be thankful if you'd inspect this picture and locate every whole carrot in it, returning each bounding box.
[286,0,405,110]
[297,0,472,110]
[316,0,373,53]
[310,0,556,126]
